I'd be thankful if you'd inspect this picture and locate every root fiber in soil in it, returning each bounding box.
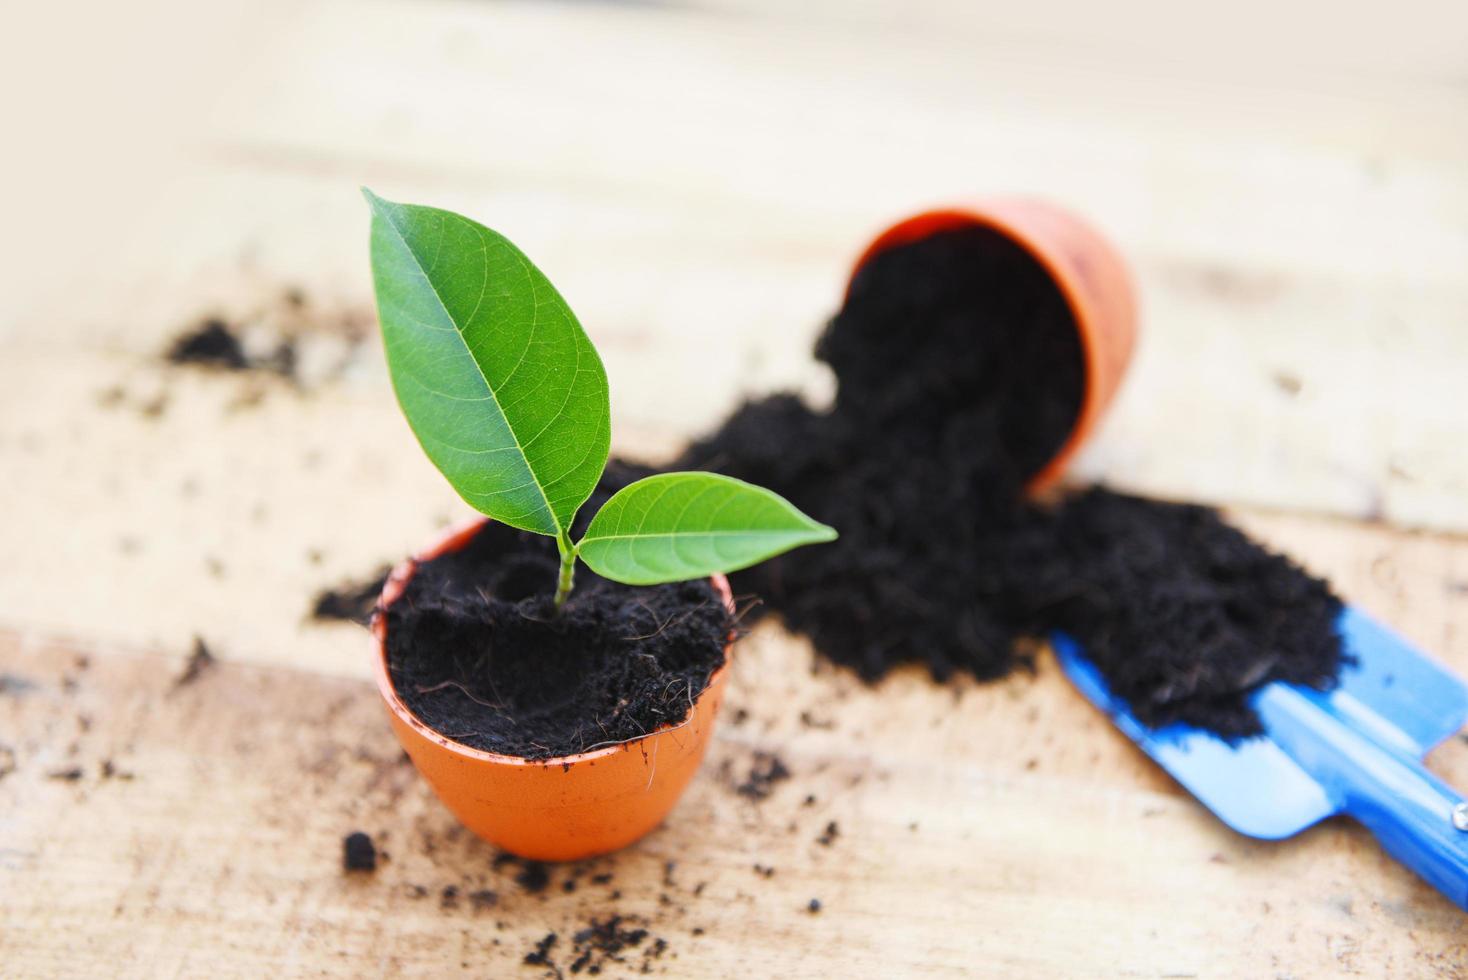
[678,226,1345,738]
[384,469,733,759]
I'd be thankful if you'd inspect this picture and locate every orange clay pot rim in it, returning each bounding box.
[846,203,1118,494]
[371,517,735,768]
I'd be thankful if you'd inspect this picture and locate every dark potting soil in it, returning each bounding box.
[523,933,558,968]
[173,636,217,689]
[731,751,791,802]
[343,831,377,872]
[521,914,670,977]
[311,567,391,625]
[165,318,300,387]
[816,225,1085,481]
[165,293,385,398]
[164,315,299,379]
[515,860,551,893]
[384,467,733,760]
[166,318,250,370]
[677,226,1345,738]
[1040,489,1343,737]
[676,225,1084,684]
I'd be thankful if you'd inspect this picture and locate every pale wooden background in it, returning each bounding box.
[2,0,1467,976]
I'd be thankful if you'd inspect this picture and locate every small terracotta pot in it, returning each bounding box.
[372,519,735,862]
[848,199,1138,493]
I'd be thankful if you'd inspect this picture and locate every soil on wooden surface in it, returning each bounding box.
[729,751,791,802]
[311,567,391,625]
[343,831,377,872]
[162,290,374,394]
[677,226,1345,738]
[166,318,252,370]
[384,468,733,759]
[173,637,217,689]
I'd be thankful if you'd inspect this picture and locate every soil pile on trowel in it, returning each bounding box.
[677,227,1344,739]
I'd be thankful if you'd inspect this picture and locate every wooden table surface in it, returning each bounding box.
[3,1,1467,975]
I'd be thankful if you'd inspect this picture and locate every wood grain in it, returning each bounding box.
[9,0,1468,530]
[3,510,1466,977]
[2,0,1467,975]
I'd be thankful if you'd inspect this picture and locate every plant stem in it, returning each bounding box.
[553,533,576,612]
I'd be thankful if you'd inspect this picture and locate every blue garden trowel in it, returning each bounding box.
[1054,606,1468,911]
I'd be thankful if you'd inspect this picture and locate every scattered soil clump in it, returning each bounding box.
[173,637,217,689]
[524,933,558,969]
[311,567,391,625]
[515,860,551,894]
[165,316,297,379]
[522,914,669,977]
[343,831,377,872]
[163,292,374,390]
[731,751,791,801]
[678,226,1345,737]
[384,469,733,760]
[167,318,251,370]
[99,759,135,781]
[0,674,37,697]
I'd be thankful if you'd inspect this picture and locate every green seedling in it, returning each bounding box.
[364,190,836,610]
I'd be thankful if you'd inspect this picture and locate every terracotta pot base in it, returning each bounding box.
[372,519,735,862]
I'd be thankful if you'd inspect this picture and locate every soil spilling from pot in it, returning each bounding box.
[676,226,1344,739]
[384,467,733,759]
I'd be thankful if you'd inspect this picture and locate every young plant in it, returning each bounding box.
[364,190,836,610]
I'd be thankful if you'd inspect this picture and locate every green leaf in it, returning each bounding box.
[364,190,610,537]
[578,473,837,586]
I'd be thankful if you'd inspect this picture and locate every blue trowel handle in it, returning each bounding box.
[1257,684,1468,910]
[1349,760,1468,911]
